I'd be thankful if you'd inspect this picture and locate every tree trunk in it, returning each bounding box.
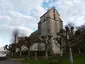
[35,51,37,60]
[28,48,30,58]
[49,37,54,56]
[20,51,22,56]
[69,47,73,64]
[20,48,22,56]
[83,45,85,53]
[60,48,63,56]
[45,38,48,60]
[45,43,48,60]
[78,48,81,54]
[59,48,63,64]
[11,52,14,56]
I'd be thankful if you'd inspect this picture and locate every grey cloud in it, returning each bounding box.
[54,0,85,26]
[43,0,85,26]
[0,0,13,11]
[0,0,46,47]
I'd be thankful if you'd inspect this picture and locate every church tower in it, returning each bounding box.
[38,7,63,37]
[38,7,63,54]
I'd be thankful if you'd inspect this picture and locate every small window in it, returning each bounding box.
[53,9,55,13]
[53,9,55,20]
[54,14,55,20]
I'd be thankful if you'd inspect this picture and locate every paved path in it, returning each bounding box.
[0,60,22,64]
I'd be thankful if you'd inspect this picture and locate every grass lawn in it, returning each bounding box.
[21,59,53,64]
[17,54,85,64]
[62,54,85,64]
[17,57,58,64]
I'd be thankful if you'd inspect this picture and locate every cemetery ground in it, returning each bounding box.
[14,54,85,64]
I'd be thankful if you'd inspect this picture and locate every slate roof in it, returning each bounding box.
[29,30,41,43]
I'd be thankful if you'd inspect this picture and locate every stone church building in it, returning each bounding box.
[29,7,63,54]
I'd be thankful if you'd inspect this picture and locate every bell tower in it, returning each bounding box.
[38,7,63,37]
[38,7,63,54]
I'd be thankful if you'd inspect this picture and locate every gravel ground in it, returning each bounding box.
[0,60,23,64]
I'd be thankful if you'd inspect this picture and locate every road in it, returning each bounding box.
[0,60,22,64]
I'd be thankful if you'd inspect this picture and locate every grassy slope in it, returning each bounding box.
[17,54,85,64]
[22,59,49,64]
[62,54,85,64]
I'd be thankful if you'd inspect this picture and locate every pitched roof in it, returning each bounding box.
[30,30,40,37]
[40,7,60,18]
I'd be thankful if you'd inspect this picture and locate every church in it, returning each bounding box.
[28,7,63,54]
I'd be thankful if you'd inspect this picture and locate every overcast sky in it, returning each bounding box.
[0,0,85,47]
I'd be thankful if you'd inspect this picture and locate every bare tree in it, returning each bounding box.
[54,23,79,64]
[16,37,25,56]
[40,36,49,60]
[54,29,65,64]
[4,45,8,50]
[24,37,31,58]
[12,29,19,43]
[9,29,19,56]
[9,43,16,56]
